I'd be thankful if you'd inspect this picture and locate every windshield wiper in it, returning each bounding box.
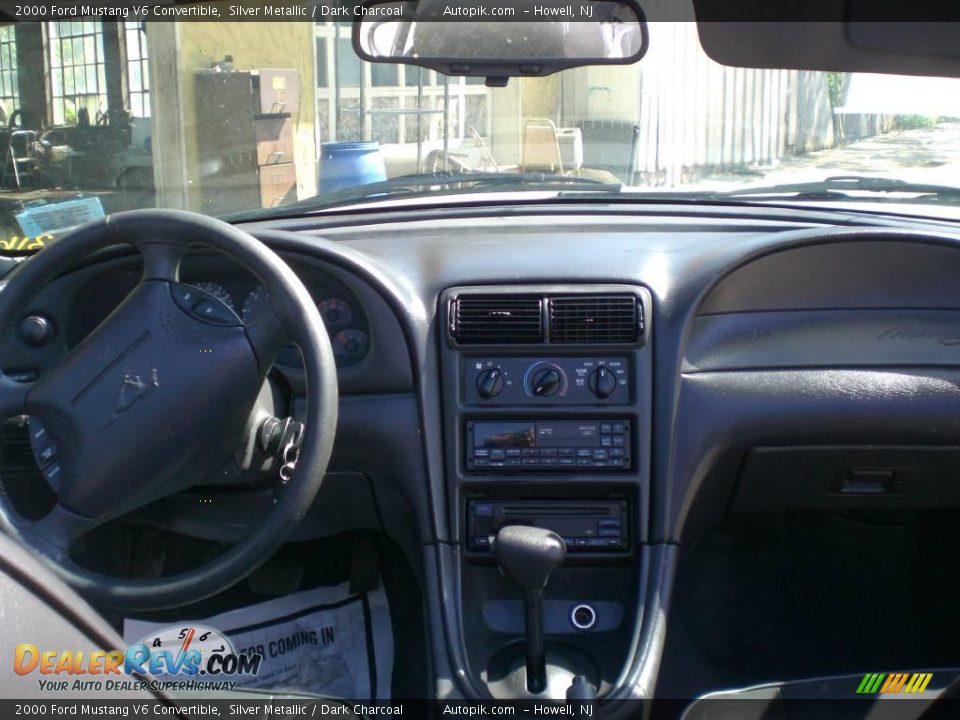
[709,175,960,203]
[229,170,620,221]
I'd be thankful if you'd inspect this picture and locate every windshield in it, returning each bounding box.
[3,18,960,247]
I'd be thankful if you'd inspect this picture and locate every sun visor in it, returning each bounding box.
[691,0,960,78]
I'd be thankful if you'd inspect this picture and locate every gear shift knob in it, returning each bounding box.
[492,526,566,693]
[492,525,566,589]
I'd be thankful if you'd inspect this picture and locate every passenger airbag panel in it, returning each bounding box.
[685,309,960,372]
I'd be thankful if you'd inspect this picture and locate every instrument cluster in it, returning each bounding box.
[185,278,370,367]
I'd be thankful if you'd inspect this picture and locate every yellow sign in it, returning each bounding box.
[0,234,53,252]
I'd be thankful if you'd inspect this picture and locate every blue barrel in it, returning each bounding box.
[318,141,387,194]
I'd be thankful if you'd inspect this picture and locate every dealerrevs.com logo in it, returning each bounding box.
[13,625,262,692]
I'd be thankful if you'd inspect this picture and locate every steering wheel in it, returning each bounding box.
[0,210,338,610]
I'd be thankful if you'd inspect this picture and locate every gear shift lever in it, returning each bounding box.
[492,525,566,694]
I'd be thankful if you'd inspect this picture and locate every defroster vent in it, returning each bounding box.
[549,295,641,343]
[451,295,543,344]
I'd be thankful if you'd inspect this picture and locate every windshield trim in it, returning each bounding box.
[225,191,960,233]
[229,187,960,225]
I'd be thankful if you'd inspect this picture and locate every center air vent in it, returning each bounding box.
[549,295,641,343]
[452,296,543,344]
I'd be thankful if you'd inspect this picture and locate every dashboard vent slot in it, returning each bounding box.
[452,296,543,344]
[549,295,640,343]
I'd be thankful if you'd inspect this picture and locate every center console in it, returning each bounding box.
[439,284,652,699]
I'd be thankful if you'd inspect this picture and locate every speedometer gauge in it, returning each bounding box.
[193,282,234,310]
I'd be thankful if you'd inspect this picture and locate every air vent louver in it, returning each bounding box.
[452,296,543,344]
[549,295,640,343]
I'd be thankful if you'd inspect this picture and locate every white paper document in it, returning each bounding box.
[124,582,393,699]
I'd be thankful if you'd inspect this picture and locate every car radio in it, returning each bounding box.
[465,418,631,471]
[466,499,629,553]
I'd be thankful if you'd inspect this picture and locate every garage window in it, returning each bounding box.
[0,26,18,123]
[125,21,149,118]
[48,21,107,126]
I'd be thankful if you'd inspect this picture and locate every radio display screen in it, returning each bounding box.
[467,419,629,470]
[472,422,536,449]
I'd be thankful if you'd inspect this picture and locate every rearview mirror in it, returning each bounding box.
[353,0,648,83]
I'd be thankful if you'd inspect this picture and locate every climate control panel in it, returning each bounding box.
[464,357,629,405]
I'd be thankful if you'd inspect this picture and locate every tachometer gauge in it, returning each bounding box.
[193,282,234,310]
[241,285,270,322]
[319,297,354,326]
[332,328,369,363]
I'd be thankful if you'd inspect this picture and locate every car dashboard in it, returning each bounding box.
[4,201,960,703]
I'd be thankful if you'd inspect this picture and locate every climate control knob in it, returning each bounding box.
[476,368,504,399]
[588,366,618,399]
[530,368,563,397]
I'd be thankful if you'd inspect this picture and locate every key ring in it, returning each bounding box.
[278,422,305,484]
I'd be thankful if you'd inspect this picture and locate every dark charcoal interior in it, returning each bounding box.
[4,207,960,716]
[658,509,960,699]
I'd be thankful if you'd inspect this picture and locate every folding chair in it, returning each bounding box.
[522,119,564,174]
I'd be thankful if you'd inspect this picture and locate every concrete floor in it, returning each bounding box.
[691,120,960,190]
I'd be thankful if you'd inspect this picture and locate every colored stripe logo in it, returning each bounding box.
[857,672,933,694]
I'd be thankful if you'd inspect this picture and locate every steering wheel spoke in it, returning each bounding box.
[245,308,290,373]
[28,503,104,564]
[137,240,184,282]
[0,374,32,419]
